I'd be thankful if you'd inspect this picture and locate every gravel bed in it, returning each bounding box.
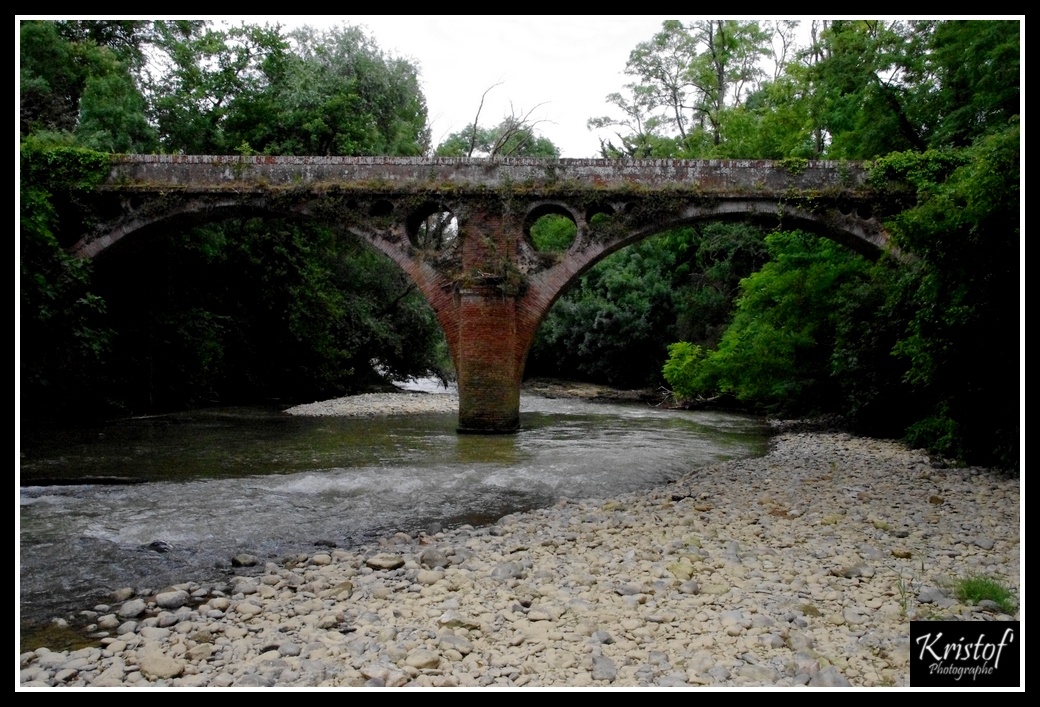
[285,392,459,417]
[20,428,1020,687]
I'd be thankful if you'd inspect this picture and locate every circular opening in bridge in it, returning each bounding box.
[526,204,576,252]
[856,204,873,220]
[586,204,616,227]
[407,203,459,250]
[370,200,394,217]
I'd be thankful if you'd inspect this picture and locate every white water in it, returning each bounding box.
[20,393,767,625]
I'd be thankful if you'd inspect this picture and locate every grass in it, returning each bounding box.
[895,575,913,619]
[952,575,1017,614]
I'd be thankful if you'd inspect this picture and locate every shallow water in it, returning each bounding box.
[19,392,768,627]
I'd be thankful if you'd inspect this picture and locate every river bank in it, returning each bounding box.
[281,378,662,418]
[19,417,1020,687]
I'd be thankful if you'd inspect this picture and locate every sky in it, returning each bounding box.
[16,16,817,157]
[260,16,680,158]
[248,16,809,158]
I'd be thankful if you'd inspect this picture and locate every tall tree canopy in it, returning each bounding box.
[20,20,448,420]
[20,20,159,152]
[588,19,1020,161]
[579,19,1021,467]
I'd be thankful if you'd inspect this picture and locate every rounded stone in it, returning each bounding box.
[366,554,405,571]
[155,590,190,610]
[140,653,184,680]
[117,599,147,618]
[405,648,441,669]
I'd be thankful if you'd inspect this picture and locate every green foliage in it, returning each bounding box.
[924,21,1020,147]
[684,20,773,146]
[20,20,158,152]
[529,214,576,252]
[661,342,706,399]
[590,20,777,157]
[435,119,559,159]
[806,21,929,158]
[233,24,429,156]
[529,223,769,388]
[19,20,447,419]
[670,222,771,347]
[869,149,967,195]
[807,20,1020,159]
[904,405,963,460]
[660,124,1019,466]
[19,138,110,193]
[20,140,115,416]
[664,230,878,412]
[951,575,1017,614]
[143,22,430,156]
[593,20,1019,161]
[827,256,920,434]
[147,22,288,154]
[529,235,684,387]
[710,76,817,159]
[621,20,700,140]
[76,70,157,153]
[882,122,1020,467]
[775,157,808,175]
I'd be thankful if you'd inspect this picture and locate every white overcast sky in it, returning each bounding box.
[19,17,1021,157]
[273,16,677,157]
[14,16,833,157]
[244,16,811,158]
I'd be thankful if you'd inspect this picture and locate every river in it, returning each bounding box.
[19,387,769,638]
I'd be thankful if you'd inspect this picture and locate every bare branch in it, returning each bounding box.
[489,101,549,157]
[468,81,503,158]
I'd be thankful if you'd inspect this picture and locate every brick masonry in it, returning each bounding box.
[75,157,895,432]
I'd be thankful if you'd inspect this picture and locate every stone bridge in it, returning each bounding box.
[73,156,892,433]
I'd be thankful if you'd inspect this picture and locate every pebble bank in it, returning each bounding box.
[285,392,459,417]
[20,422,1020,687]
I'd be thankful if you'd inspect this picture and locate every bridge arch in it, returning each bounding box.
[76,199,469,416]
[522,196,887,348]
[72,156,894,432]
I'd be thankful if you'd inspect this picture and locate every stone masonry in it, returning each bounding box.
[72,156,894,432]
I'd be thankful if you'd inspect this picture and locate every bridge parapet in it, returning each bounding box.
[78,156,896,433]
[105,155,872,196]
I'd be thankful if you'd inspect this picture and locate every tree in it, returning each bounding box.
[436,83,556,159]
[436,118,559,159]
[666,231,871,409]
[916,20,1020,148]
[873,121,1020,466]
[20,20,449,419]
[528,235,684,387]
[146,22,289,154]
[20,138,114,418]
[529,223,770,387]
[805,20,928,159]
[623,21,699,141]
[768,20,801,81]
[587,85,678,158]
[801,20,1019,159]
[20,20,158,152]
[686,20,772,145]
[237,24,429,156]
[588,20,775,155]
